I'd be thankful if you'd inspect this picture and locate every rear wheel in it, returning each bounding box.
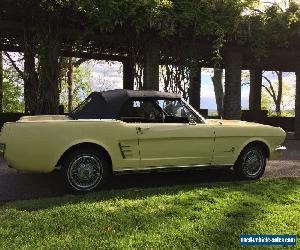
[234,145,267,180]
[61,148,111,192]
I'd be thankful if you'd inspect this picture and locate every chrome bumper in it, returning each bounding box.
[275,146,287,152]
[0,143,6,158]
[270,146,287,160]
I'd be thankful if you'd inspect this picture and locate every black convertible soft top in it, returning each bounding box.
[70,89,181,120]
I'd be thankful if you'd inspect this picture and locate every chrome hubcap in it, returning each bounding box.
[68,155,103,190]
[242,149,264,177]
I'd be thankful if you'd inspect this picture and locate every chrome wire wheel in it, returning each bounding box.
[67,154,103,191]
[241,149,265,177]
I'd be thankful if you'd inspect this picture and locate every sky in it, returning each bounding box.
[260,0,299,9]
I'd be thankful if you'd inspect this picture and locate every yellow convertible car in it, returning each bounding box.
[0,89,286,192]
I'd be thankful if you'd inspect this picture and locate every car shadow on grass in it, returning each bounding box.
[0,167,238,202]
[3,177,300,220]
[110,167,237,190]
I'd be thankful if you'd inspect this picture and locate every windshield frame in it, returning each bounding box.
[180,98,207,124]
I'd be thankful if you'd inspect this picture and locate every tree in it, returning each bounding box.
[161,65,190,101]
[261,71,295,116]
[60,62,93,110]
[1,53,24,112]
[36,22,61,115]
[67,58,74,113]
[4,51,39,114]
[64,58,89,112]
[261,90,273,111]
[211,68,224,117]
[262,71,283,115]
[2,66,24,112]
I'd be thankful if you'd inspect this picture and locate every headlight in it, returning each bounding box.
[0,143,6,158]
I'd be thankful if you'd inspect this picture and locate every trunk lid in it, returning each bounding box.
[18,115,71,122]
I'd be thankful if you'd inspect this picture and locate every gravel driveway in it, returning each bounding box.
[0,139,299,202]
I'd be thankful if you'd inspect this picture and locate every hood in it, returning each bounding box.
[18,115,71,122]
[206,119,268,127]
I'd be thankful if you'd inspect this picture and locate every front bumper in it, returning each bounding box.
[270,146,287,160]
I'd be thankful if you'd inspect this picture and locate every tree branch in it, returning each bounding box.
[262,75,277,104]
[262,75,276,98]
[262,84,276,103]
[4,52,25,80]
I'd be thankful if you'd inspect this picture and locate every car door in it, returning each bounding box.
[137,99,215,168]
[138,123,215,168]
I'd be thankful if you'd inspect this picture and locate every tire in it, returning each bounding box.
[61,148,111,192]
[234,145,267,180]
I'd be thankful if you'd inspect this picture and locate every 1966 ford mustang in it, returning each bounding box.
[0,89,286,192]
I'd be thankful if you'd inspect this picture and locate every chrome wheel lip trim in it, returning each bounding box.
[67,154,103,191]
[242,149,264,177]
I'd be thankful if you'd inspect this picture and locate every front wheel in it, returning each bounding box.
[61,148,111,192]
[234,146,267,180]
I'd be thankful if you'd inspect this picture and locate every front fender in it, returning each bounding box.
[232,138,271,163]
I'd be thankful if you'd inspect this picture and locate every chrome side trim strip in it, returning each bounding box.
[113,164,233,174]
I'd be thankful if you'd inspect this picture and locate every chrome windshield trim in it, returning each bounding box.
[181,98,207,124]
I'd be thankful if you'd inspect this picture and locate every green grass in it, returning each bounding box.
[0,178,299,250]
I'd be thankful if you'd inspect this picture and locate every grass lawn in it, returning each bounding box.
[0,177,299,249]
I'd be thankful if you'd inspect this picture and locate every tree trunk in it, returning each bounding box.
[67,57,73,113]
[189,67,201,110]
[249,68,262,111]
[0,51,3,112]
[212,68,224,117]
[24,50,39,115]
[143,42,159,90]
[22,26,40,114]
[36,22,60,115]
[276,71,283,116]
[224,50,242,120]
[123,53,135,90]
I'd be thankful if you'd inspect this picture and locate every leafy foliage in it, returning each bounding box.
[4,0,300,60]
[2,66,24,112]
[70,0,257,62]
[60,64,93,109]
[3,0,300,115]
[5,0,300,64]
[239,1,300,60]
[45,1,300,64]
